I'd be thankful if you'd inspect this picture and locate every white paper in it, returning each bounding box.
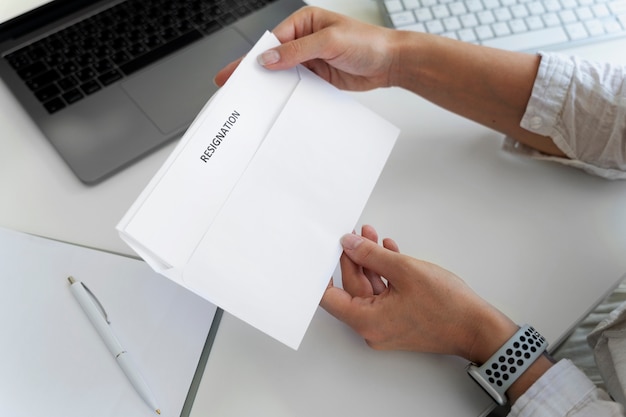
[118,31,399,349]
[0,227,215,417]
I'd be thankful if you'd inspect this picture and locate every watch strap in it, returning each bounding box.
[466,324,547,405]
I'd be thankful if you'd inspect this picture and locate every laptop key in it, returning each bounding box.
[98,70,123,86]
[43,97,66,113]
[35,84,61,102]
[17,61,47,80]
[26,69,61,90]
[80,80,101,95]
[62,89,84,104]
[119,28,202,75]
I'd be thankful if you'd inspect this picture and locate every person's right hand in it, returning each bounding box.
[214,6,399,91]
[322,225,519,365]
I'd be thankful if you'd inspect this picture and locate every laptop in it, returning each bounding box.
[0,0,305,184]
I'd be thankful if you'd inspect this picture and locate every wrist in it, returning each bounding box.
[467,323,553,406]
[387,30,428,89]
[469,313,519,365]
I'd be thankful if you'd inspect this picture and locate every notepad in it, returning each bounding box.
[117,31,399,349]
[0,227,216,417]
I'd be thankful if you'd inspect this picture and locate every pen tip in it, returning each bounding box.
[68,276,76,284]
[156,409,161,415]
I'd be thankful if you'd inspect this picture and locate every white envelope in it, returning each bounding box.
[117,31,399,349]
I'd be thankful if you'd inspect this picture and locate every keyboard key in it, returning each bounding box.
[384,0,404,13]
[443,16,462,30]
[525,15,545,30]
[592,4,611,18]
[609,0,626,15]
[481,26,569,49]
[391,11,417,26]
[465,0,484,12]
[493,7,513,21]
[559,10,578,24]
[510,19,529,33]
[492,22,512,36]
[98,70,123,86]
[62,89,84,104]
[477,10,496,24]
[120,29,202,75]
[35,84,60,102]
[432,5,451,19]
[80,80,101,95]
[544,0,562,12]
[543,13,561,26]
[26,69,60,90]
[576,6,594,21]
[527,2,546,15]
[426,20,446,33]
[458,27,478,41]
[460,13,479,27]
[565,22,590,39]
[585,19,606,36]
[43,97,66,114]
[510,5,529,18]
[17,62,47,80]
[449,2,468,15]
[475,24,495,39]
[416,8,434,21]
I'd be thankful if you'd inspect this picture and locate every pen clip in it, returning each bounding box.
[81,282,110,324]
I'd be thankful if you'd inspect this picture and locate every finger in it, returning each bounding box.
[257,32,334,71]
[361,224,378,242]
[339,251,374,297]
[360,225,388,295]
[213,57,243,86]
[320,285,373,329]
[382,237,400,253]
[340,233,409,288]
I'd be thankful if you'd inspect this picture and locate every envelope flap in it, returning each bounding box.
[117,32,299,270]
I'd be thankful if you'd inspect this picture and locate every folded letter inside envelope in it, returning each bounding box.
[117,31,399,349]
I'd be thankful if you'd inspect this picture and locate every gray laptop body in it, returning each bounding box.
[0,0,305,184]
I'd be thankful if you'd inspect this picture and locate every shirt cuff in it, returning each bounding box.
[505,52,626,180]
[509,359,602,417]
[503,137,626,180]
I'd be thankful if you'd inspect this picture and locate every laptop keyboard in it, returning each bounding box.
[4,0,278,114]
[380,0,626,51]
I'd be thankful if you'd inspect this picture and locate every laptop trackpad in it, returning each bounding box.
[121,28,252,134]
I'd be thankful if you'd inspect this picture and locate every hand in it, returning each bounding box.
[214,6,398,91]
[322,225,518,364]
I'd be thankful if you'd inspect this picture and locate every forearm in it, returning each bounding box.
[387,31,565,156]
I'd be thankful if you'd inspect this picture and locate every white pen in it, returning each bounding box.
[68,276,161,415]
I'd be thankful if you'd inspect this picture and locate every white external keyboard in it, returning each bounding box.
[378,0,626,51]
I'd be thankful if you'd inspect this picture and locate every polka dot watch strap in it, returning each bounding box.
[466,324,547,406]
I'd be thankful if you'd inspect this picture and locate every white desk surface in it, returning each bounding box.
[2,1,626,416]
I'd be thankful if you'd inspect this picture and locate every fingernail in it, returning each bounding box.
[257,49,280,66]
[340,234,363,250]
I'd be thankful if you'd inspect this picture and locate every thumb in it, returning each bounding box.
[340,234,407,285]
[257,34,330,70]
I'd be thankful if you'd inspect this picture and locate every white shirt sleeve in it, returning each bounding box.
[509,359,626,417]
[503,52,626,180]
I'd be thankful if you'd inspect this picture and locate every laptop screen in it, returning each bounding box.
[1,0,55,24]
[0,0,101,41]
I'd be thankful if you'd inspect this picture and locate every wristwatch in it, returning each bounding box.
[466,324,547,406]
